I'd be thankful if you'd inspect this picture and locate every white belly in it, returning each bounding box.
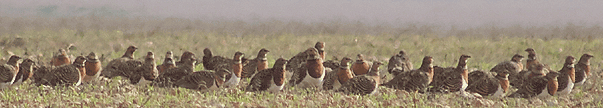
[223,73,241,88]
[460,78,468,92]
[207,82,219,91]
[12,77,24,87]
[268,80,284,93]
[0,82,12,89]
[136,77,153,86]
[536,86,551,98]
[558,77,574,95]
[298,72,325,89]
[332,80,342,90]
[492,84,505,98]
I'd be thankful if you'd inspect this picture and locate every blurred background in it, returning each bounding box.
[1,0,603,38]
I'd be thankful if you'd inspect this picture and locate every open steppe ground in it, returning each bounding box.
[1,24,603,107]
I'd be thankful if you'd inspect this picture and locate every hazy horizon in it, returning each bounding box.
[2,0,603,28]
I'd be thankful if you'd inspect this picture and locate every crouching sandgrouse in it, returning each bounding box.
[246,58,288,92]
[381,56,434,93]
[288,48,326,89]
[336,61,383,95]
[0,55,21,89]
[323,57,354,90]
[466,70,510,98]
[508,65,559,98]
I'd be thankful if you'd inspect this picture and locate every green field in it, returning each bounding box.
[1,19,603,107]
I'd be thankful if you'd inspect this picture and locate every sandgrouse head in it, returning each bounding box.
[512,54,524,62]
[524,48,535,55]
[315,42,325,51]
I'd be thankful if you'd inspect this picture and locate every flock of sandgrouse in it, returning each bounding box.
[0,42,595,98]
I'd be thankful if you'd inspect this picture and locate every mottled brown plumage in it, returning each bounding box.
[351,54,371,76]
[381,56,434,93]
[428,55,471,93]
[84,52,102,82]
[157,51,176,74]
[37,56,86,86]
[246,58,288,92]
[467,70,510,97]
[153,57,196,87]
[490,54,524,86]
[323,57,353,90]
[508,71,559,98]
[242,48,270,78]
[176,69,227,91]
[51,49,71,66]
[288,48,325,88]
[129,52,159,85]
[286,42,325,73]
[556,56,575,95]
[388,50,413,76]
[336,62,383,95]
[175,51,195,66]
[101,45,140,78]
[1,55,21,89]
[575,54,593,86]
[13,58,35,86]
[213,52,244,88]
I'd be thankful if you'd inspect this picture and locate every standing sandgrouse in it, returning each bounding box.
[381,56,434,93]
[0,55,21,89]
[241,48,270,78]
[84,52,102,83]
[323,57,354,90]
[246,58,288,92]
[428,55,471,93]
[490,54,524,87]
[101,45,139,78]
[13,58,35,87]
[388,50,413,76]
[286,42,325,73]
[40,56,86,86]
[351,54,371,76]
[466,70,510,98]
[51,49,71,66]
[336,61,383,95]
[213,52,245,88]
[288,48,326,89]
[129,52,159,85]
[153,57,196,87]
[508,69,559,98]
[575,54,593,86]
[157,51,176,74]
[556,56,575,95]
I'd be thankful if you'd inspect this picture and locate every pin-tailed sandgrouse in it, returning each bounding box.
[288,48,326,89]
[0,55,21,89]
[388,50,413,76]
[246,58,288,92]
[490,54,524,87]
[241,48,270,78]
[323,57,354,90]
[575,54,593,86]
[381,56,434,93]
[336,61,383,95]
